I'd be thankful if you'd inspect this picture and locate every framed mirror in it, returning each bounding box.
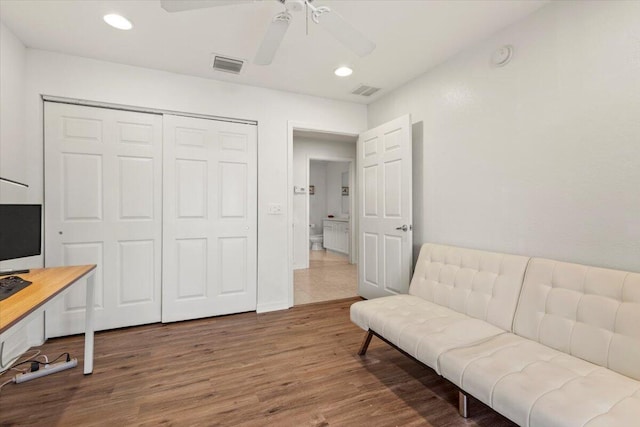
[341,171,349,215]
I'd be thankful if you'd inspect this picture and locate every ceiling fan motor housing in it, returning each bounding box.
[282,0,306,13]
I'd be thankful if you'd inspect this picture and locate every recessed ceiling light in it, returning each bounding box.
[103,14,133,30]
[334,66,353,77]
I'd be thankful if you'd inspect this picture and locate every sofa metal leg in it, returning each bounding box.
[458,390,469,418]
[358,330,374,355]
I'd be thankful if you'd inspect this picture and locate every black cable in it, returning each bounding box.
[9,352,71,369]
[49,352,71,364]
[9,359,46,369]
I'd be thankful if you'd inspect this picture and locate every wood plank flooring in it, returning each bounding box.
[0,298,515,427]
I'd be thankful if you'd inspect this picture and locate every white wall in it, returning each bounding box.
[0,22,27,206]
[0,22,43,369]
[368,1,640,272]
[309,161,328,236]
[20,49,367,313]
[292,137,356,268]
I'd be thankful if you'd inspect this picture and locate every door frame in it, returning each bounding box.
[287,121,360,308]
[304,155,356,269]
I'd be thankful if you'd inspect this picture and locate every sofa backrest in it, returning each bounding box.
[409,243,530,331]
[514,258,640,380]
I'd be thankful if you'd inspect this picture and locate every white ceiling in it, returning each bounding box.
[0,0,548,104]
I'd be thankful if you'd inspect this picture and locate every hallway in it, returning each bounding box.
[294,250,357,305]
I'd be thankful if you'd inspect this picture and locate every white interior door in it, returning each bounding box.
[162,115,257,322]
[44,102,163,337]
[358,115,412,299]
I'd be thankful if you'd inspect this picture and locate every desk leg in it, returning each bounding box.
[84,273,95,374]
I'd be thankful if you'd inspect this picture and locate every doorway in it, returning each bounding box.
[295,158,356,304]
[287,124,359,306]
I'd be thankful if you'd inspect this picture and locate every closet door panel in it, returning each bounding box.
[162,115,257,322]
[44,102,162,337]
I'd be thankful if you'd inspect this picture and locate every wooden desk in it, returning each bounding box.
[0,265,97,374]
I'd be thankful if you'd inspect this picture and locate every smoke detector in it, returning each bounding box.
[491,45,513,67]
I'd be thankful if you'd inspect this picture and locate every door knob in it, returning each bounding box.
[395,225,408,232]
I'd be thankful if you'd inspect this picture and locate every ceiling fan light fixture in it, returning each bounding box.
[163,0,376,65]
[334,66,353,77]
[103,13,133,30]
[284,0,306,13]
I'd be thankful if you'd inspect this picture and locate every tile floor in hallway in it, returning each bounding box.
[294,249,358,305]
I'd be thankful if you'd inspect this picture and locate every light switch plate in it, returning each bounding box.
[267,203,283,214]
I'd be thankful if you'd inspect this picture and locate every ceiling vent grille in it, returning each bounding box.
[212,55,244,74]
[351,84,381,97]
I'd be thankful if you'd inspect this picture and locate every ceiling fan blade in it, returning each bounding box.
[254,12,291,66]
[316,9,375,57]
[160,0,256,13]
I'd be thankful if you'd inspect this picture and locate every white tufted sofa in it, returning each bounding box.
[350,243,640,427]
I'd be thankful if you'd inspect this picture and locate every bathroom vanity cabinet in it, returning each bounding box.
[323,219,349,255]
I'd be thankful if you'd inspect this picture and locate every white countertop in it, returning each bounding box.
[324,218,349,222]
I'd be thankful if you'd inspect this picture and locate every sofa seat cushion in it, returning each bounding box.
[439,334,640,427]
[583,389,640,427]
[350,294,506,373]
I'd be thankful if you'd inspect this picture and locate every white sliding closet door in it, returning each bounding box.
[162,115,257,322]
[44,102,163,337]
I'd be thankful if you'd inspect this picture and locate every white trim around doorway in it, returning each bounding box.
[286,121,360,308]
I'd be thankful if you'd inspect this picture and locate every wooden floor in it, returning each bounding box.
[0,298,515,427]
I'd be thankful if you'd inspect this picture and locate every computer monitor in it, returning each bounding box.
[0,204,42,261]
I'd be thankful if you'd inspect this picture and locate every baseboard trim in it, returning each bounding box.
[256,301,290,313]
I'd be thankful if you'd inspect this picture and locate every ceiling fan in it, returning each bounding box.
[160,0,376,65]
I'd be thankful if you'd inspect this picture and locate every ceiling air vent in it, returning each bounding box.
[351,84,381,97]
[211,55,244,74]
